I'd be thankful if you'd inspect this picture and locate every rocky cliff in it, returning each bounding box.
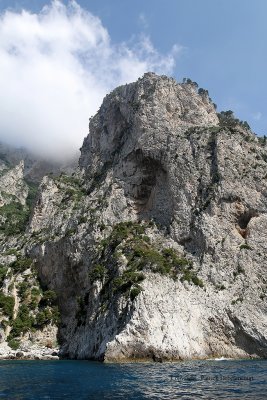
[0,73,267,361]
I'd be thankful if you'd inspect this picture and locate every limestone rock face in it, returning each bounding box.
[0,164,58,358]
[0,161,28,206]
[1,73,267,361]
[80,72,218,175]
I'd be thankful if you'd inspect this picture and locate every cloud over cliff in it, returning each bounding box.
[0,0,179,159]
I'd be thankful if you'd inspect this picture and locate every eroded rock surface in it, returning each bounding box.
[0,73,267,361]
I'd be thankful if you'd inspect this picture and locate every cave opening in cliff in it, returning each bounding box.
[237,209,258,229]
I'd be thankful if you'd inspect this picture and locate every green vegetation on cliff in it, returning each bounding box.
[0,181,38,236]
[88,221,204,309]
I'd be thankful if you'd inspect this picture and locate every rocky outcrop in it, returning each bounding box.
[0,73,267,361]
[0,161,28,206]
[0,163,59,357]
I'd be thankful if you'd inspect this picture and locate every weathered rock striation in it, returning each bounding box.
[0,72,267,361]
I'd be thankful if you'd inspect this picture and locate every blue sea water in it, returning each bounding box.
[0,359,266,399]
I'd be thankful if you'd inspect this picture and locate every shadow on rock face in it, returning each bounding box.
[115,148,173,229]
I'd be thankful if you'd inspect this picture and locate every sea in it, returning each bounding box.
[0,359,266,399]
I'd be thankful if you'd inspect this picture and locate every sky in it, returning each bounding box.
[0,0,266,159]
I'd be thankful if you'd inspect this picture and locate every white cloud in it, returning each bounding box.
[0,0,180,160]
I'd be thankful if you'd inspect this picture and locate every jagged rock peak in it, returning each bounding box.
[79,73,219,173]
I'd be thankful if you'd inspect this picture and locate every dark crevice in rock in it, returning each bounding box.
[237,210,258,229]
[208,131,220,185]
[220,195,242,204]
[87,161,112,194]
[235,209,259,238]
[118,149,173,228]
[228,314,267,358]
